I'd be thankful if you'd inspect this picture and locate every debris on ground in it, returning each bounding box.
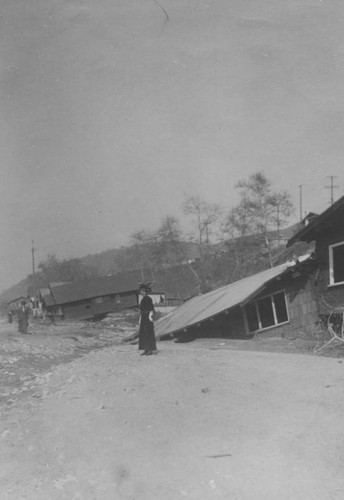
[0,312,138,408]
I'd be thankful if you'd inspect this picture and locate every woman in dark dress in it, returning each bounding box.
[138,286,157,356]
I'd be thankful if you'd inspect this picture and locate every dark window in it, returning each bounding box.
[274,291,288,323]
[257,296,275,328]
[246,303,259,331]
[245,291,288,332]
[332,244,344,284]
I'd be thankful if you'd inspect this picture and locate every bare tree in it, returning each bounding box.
[130,230,156,281]
[183,195,222,292]
[154,215,185,268]
[183,195,221,247]
[224,171,294,269]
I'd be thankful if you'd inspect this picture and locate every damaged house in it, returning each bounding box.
[42,275,143,321]
[287,195,344,321]
[155,255,317,341]
[155,195,344,342]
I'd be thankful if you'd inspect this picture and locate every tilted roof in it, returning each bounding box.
[155,257,311,338]
[50,274,140,305]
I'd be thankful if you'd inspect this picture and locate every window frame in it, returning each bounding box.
[329,241,344,286]
[245,289,289,333]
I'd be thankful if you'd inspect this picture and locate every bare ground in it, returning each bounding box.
[1,316,344,499]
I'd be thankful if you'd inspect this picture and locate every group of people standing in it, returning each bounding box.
[8,301,30,334]
[8,288,157,350]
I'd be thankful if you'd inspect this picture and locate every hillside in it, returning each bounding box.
[0,224,312,308]
[80,241,200,276]
[0,241,201,306]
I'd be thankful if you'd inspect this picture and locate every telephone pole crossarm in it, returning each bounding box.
[325,176,339,205]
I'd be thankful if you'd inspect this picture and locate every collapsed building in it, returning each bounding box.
[155,195,344,342]
[40,275,164,321]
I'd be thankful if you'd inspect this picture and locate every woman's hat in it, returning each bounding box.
[138,282,152,293]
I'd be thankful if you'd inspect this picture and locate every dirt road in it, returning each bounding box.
[1,323,344,499]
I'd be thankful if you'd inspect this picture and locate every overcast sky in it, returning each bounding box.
[1,0,344,291]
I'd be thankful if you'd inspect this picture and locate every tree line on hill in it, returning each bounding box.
[125,170,295,292]
[1,171,301,303]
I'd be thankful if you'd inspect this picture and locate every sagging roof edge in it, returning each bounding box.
[156,265,295,340]
[156,300,241,340]
[49,287,140,306]
[48,288,165,307]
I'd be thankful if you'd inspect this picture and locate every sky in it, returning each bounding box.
[1,0,344,292]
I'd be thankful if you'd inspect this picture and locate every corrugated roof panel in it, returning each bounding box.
[155,262,295,338]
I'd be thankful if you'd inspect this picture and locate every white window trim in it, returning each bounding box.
[245,289,289,333]
[329,241,344,286]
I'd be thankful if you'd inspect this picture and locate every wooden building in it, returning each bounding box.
[287,195,344,318]
[6,296,29,317]
[45,275,142,321]
[156,196,344,342]
[155,255,318,341]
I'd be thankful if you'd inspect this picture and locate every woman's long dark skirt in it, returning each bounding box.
[138,314,157,351]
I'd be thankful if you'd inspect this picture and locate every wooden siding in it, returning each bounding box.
[63,301,93,320]
[315,222,344,314]
[245,271,318,338]
[92,292,137,316]
[62,292,138,320]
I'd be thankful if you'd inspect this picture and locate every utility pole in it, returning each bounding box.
[31,240,36,308]
[276,203,280,248]
[325,176,339,205]
[298,184,303,221]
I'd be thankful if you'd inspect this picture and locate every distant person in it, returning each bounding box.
[17,301,29,334]
[138,284,157,356]
[7,310,13,323]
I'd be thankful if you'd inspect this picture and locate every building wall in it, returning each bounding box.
[138,293,165,305]
[315,221,344,314]
[63,300,93,320]
[92,292,137,316]
[283,272,319,338]
[62,291,138,320]
[245,271,318,339]
[8,298,27,313]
